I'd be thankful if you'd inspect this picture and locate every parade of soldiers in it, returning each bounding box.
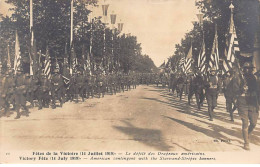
[0,0,259,152]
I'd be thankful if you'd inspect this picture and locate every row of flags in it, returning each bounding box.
[175,2,240,76]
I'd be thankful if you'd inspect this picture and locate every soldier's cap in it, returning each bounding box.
[243,62,255,69]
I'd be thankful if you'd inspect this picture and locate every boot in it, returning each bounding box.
[230,112,234,122]
[15,112,21,119]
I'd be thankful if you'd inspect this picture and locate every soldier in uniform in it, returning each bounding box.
[1,70,15,116]
[51,69,64,108]
[204,67,220,121]
[25,73,34,107]
[223,69,236,121]
[38,72,51,109]
[176,73,185,100]
[75,70,86,102]
[233,62,259,150]
[14,69,29,119]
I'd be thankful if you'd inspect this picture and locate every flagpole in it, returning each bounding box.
[30,0,33,32]
[70,0,74,46]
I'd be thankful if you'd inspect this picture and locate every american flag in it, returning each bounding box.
[183,45,193,74]
[44,46,51,80]
[14,31,22,74]
[7,43,11,69]
[223,3,240,73]
[197,38,206,74]
[70,43,78,75]
[178,53,185,69]
[209,24,219,71]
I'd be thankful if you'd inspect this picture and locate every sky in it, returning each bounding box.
[0,0,199,67]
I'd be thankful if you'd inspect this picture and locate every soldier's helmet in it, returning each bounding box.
[243,62,254,69]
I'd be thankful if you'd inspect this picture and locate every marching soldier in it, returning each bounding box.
[38,72,51,109]
[51,69,64,108]
[233,62,259,150]
[223,69,236,121]
[204,67,220,121]
[176,73,185,100]
[25,73,34,107]
[1,70,15,116]
[14,69,29,119]
[75,70,86,102]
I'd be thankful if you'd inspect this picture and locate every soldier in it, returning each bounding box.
[51,69,64,108]
[176,73,185,100]
[96,71,104,98]
[24,73,34,107]
[14,69,29,119]
[192,70,206,110]
[204,67,220,121]
[75,70,86,102]
[1,70,15,116]
[223,70,236,121]
[233,62,259,150]
[38,72,51,109]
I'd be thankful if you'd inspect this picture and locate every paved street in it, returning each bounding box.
[0,85,260,152]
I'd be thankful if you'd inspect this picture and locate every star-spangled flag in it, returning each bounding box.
[70,43,78,74]
[44,46,51,80]
[14,30,22,74]
[225,2,240,71]
[209,24,219,71]
[198,38,206,74]
[183,45,193,73]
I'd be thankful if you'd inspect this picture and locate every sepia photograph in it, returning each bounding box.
[0,0,259,164]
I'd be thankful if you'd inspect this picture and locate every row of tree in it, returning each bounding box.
[0,0,158,74]
[166,0,259,71]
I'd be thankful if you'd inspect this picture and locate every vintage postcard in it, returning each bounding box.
[0,0,259,164]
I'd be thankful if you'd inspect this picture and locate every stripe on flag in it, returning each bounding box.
[209,25,219,71]
[44,46,51,80]
[14,30,21,74]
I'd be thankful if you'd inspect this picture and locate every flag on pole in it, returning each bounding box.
[82,44,87,71]
[225,2,240,71]
[7,43,11,69]
[70,44,78,75]
[209,24,219,71]
[198,38,206,74]
[86,51,92,75]
[30,0,33,32]
[70,0,74,46]
[183,45,193,73]
[44,46,51,80]
[14,30,21,74]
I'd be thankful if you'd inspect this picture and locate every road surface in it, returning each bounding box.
[1,85,260,152]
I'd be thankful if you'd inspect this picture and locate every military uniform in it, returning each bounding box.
[14,71,29,119]
[223,71,236,121]
[233,62,259,150]
[25,74,34,107]
[204,68,220,121]
[38,74,51,109]
[176,75,185,100]
[51,70,64,108]
[1,71,15,116]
